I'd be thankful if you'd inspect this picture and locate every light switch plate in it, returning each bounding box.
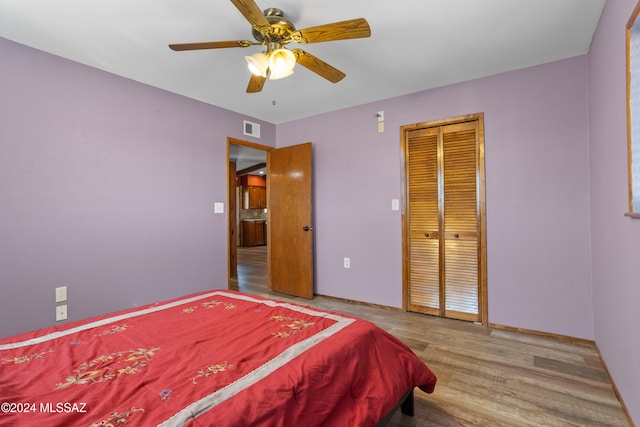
[391,199,400,211]
[55,286,67,303]
[214,202,224,213]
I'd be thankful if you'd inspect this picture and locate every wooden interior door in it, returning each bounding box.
[267,142,314,298]
[442,121,482,321]
[405,127,441,314]
[402,114,487,324]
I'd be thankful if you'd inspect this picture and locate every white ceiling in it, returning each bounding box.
[0,0,605,124]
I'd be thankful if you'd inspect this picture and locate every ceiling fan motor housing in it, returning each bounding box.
[251,8,296,43]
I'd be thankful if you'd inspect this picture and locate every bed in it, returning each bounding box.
[0,290,437,426]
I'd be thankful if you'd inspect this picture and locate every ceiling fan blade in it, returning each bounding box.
[292,18,371,44]
[231,0,270,28]
[293,49,345,83]
[246,74,267,93]
[169,40,254,51]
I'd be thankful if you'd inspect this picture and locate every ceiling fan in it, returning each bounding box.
[168,0,371,93]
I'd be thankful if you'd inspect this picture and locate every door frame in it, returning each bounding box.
[400,113,488,325]
[227,137,273,288]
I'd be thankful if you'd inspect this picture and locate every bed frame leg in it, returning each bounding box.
[400,389,415,416]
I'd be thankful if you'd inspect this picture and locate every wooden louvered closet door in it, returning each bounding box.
[402,114,486,324]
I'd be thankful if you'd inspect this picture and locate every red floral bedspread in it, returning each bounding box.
[0,291,436,426]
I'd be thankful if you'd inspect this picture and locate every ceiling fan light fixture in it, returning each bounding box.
[268,68,294,80]
[245,52,269,77]
[268,48,296,78]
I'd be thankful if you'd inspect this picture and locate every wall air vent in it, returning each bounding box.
[244,120,260,138]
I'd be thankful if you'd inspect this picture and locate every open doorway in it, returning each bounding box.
[228,138,315,300]
[227,138,271,296]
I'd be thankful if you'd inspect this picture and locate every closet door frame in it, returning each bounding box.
[400,112,488,325]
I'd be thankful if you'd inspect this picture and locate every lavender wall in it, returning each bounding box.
[588,0,640,422]
[0,37,275,338]
[278,55,593,340]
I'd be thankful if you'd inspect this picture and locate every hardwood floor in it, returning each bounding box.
[230,246,632,427]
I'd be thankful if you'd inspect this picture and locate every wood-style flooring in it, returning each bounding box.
[230,246,632,427]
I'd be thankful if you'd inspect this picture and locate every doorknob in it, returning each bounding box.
[302,226,313,232]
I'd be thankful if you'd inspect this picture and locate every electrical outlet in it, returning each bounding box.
[344,257,351,269]
[55,286,67,303]
[56,305,67,321]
